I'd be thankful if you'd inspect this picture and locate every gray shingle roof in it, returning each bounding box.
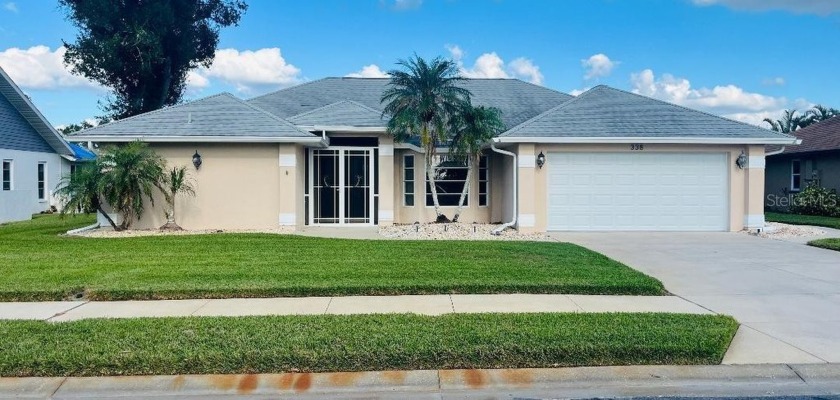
[72,93,314,139]
[287,100,386,127]
[0,66,72,155]
[249,77,573,129]
[500,85,796,141]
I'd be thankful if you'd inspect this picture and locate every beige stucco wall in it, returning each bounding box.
[510,143,764,232]
[130,143,299,230]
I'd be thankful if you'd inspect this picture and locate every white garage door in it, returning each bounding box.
[547,152,729,231]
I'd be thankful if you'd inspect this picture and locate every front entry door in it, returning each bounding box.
[310,148,375,225]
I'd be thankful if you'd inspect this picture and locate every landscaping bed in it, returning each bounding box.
[766,212,840,230]
[809,238,840,252]
[0,215,665,301]
[0,313,738,376]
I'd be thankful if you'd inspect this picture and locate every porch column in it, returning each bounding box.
[517,143,537,233]
[744,145,766,230]
[378,137,395,226]
[278,144,298,227]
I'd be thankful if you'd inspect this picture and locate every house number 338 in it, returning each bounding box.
[630,144,644,150]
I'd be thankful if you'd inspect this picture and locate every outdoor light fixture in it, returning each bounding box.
[192,150,202,170]
[536,151,546,169]
[735,151,748,170]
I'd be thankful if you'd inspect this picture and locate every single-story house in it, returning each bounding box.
[765,116,840,207]
[0,66,91,224]
[69,78,797,232]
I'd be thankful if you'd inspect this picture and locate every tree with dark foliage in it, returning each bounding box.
[60,0,248,120]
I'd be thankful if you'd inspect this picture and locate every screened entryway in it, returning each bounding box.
[307,147,378,225]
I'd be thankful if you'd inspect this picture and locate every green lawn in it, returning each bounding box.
[766,212,840,230]
[0,215,664,301]
[809,238,840,252]
[0,313,738,376]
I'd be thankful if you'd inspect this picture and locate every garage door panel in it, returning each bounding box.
[547,152,728,231]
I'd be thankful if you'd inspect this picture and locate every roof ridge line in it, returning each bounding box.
[74,92,235,136]
[501,88,593,136]
[227,95,317,137]
[601,85,795,139]
[288,99,383,121]
[246,77,327,102]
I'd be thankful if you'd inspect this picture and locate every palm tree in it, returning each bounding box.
[160,166,195,231]
[801,104,840,128]
[381,55,472,222]
[56,161,119,229]
[763,109,804,133]
[449,105,505,222]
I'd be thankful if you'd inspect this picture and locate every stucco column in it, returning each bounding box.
[744,145,766,229]
[278,144,298,227]
[378,137,395,226]
[516,143,537,233]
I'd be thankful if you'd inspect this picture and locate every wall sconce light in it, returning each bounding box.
[536,151,546,169]
[192,150,202,170]
[735,151,747,170]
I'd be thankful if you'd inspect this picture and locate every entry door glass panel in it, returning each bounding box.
[313,150,339,224]
[344,150,371,224]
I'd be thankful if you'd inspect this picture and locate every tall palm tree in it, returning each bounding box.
[160,166,195,231]
[763,109,804,133]
[449,105,505,222]
[381,55,472,222]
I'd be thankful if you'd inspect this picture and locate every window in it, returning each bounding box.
[403,154,415,206]
[37,162,46,201]
[791,159,801,192]
[478,156,489,206]
[426,155,469,207]
[2,160,11,191]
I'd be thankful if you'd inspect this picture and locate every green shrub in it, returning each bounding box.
[790,182,840,217]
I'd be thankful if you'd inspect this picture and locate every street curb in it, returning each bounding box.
[1,364,838,398]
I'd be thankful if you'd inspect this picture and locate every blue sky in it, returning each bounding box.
[0,0,838,127]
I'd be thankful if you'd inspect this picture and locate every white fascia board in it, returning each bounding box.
[494,136,800,145]
[68,135,327,144]
[297,126,387,133]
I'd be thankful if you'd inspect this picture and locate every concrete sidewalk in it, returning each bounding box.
[0,294,710,322]
[3,364,839,399]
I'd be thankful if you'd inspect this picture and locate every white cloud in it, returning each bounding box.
[582,53,618,80]
[762,76,785,86]
[3,2,17,12]
[569,87,590,96]
[346,64,389,78]
[0,46,100,90]
[191,48,301,93]
[692,0,840,15]
[447,45,544,85]
[629,68,796,125]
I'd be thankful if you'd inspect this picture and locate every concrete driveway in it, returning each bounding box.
[551,231,840,364]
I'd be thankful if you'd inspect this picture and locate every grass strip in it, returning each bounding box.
[808,238,840,252]
[0,313,738,377]
[0,215,664,301]
[766,212,840,230]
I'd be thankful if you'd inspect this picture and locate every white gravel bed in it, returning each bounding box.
[751,222,826,239]
[379,223,557,241]
[74,226,296,238]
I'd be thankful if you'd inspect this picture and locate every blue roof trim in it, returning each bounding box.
[69,143,96,160]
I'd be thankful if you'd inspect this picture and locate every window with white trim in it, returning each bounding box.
[426,155,469,207]
[2,160,11,191]
[37,162,46,201]
[403,154,415,206]
[478,155,489,207]
[791,159,801,192]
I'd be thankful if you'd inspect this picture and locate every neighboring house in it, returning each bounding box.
[0,66,81,224]
[69,78,796,232]
[765,116,840,206]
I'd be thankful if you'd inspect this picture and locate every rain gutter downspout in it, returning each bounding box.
[490,141,516,235]
[765,146,786,156]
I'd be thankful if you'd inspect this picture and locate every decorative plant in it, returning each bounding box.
[160,166,196,231]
